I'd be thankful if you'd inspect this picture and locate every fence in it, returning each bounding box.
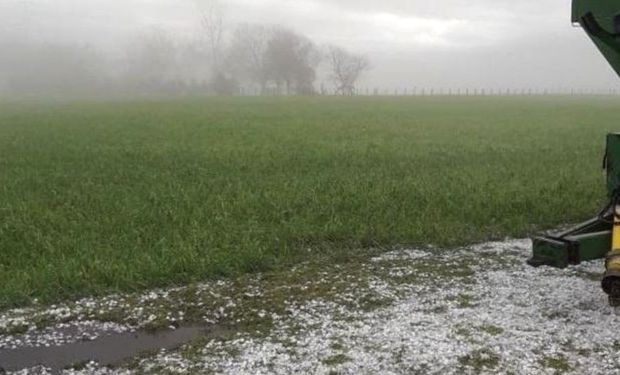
[335,87,620,97]
[235,85,620,97]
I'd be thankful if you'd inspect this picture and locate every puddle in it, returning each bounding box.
[0,324,225,373]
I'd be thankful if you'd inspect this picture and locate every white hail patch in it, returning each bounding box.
[5,239,620,374]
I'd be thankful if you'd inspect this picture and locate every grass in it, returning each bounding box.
[0,95,617,308]
[458,348,501,371]
[540,355,573,374]
[322,354,352,366]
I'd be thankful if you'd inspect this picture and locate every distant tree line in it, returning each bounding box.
[0,2,370,97]
[225,25,320,95]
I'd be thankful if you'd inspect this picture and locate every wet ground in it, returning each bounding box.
[1,239,619,374]
[0,325,213,373]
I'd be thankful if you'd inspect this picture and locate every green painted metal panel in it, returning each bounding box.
[607,133,620,197]
[566,231,612,261]
[572,0,620,77]
[573,0,620,25]
[530,237,572,269]
[530,230,611,269]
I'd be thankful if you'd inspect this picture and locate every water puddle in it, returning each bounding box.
[0,324,225,373]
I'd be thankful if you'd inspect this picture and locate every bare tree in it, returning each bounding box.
[200,0,224,71]
[265,28,320,95]
[227,23,272,93]
[325,45,370,96]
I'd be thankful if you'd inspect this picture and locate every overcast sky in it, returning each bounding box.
[2,0,620,91]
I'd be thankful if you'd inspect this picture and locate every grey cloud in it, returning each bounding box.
[0,0,617,91]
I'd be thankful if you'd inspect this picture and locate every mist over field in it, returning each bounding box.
[4,2,620,372]
[1,0,620,97]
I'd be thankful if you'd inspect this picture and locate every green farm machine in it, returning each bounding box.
[528,0,620,306]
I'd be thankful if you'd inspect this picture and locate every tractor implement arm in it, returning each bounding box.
[529,1,620,306]
[530,134,620,269]
[529,220,611,269]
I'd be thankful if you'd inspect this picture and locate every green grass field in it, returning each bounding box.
[0,96,617,308]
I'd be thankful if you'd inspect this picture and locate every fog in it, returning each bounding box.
[1,0,619,97]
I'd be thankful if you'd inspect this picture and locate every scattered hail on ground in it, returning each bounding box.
[1,239,619,374]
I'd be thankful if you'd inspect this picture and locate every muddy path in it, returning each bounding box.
[1,239,619,374]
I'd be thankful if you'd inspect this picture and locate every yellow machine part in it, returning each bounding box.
[607,253,620,270]
[613,205,620,251]
[603,205,620,306]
